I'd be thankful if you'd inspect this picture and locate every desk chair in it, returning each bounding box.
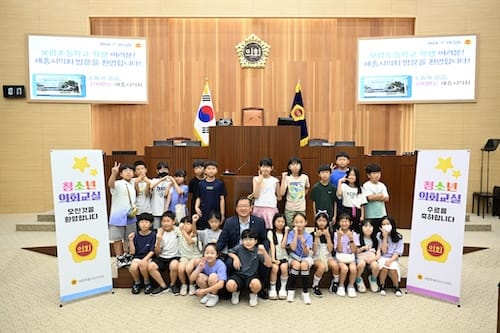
[242,107,263,126]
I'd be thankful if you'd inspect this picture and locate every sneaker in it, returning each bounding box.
[355,277,366,293]
[336,286,346,297]
[180,284,188,296]
[312,286,323,298]
[123,253,133,266]
[347,286,357,298]
[395,288,403,297]
[249,293,258,307]
[278,289,287,300]
[286,290,295,302]
[302,291,312,305]
[144,284,153,294]
[131,283,142,294]
[269,289,278,300]
[206,294,219,307]
[116,255,128,269]
[189,284,197,296]
[231,291,240,305]
[329,280,339,294]
[170,285,180,296]
[368,275,379,293]
[379,287,387,296]
[150,286,169,296]
[200,294,210,304]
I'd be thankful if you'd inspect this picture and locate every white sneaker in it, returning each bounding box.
[368,275,379,293]
[302,291,312,305]
[249,293,258,307]
[287,290,295,302]
[356,278,366,293]
[200,294,210,304]
[278,289,287,300]
[336,286,346,297]
[189,284,197,296]
[380,287,387,296]
[206,294,219,307]
[180,284,188,296]
[269,289,278,300]
[231,291,240,305]
[347,286,357,298]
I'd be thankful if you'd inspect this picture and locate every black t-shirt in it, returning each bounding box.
[188,177,203,213]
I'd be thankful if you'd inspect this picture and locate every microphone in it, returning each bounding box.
[234,161,248,174]
[223,161,247,175]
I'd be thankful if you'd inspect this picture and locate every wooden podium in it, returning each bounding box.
[209,126,301,176]
[221,175,253,217]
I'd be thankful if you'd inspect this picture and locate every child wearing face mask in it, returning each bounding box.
[150,162,172,229]
[376,216,404,296]
[357,220,380,293]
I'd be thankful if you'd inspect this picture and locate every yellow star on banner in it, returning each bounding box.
[90,168,98,176]
[452,169,461,179]
[73,156,91,173]
[435,157,453,174]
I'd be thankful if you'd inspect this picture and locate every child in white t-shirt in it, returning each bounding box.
[336,166,367,233]
[178,215,202,296]
[252,157,281,229]
[149,161,171,229]
[196,211,223,250]
[363,163,389,231]
[108,162,136,268]
[148,211,181,296]
[267,213,289,300]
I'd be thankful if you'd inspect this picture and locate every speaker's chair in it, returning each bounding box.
[242,107,263,126]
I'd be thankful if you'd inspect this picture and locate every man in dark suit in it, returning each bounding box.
[217,196,270,298]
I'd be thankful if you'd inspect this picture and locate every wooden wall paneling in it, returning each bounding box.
[90,17,415,157]
[399,155,417,229]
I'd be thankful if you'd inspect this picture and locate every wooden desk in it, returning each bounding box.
[103,127,417,229]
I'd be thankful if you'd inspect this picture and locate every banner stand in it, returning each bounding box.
[407,150,470,306]
[51,150,113,305]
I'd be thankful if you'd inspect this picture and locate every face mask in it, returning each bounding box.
[382,225,392,233]
[158,172,168,178]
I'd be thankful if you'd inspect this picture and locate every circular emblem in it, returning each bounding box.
[236,34,271,68]
[243,42,263,62]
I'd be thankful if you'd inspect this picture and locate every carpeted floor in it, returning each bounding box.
[1,213,499,332]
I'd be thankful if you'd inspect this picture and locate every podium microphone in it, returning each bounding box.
[234,161,248,174]
[223,161,247,175]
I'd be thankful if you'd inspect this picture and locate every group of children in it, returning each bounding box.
[107,153,403,307]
